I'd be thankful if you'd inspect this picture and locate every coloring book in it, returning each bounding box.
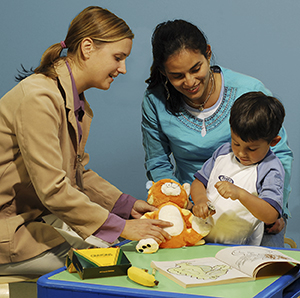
[151,246,300,288]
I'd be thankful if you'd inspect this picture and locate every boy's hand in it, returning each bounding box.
[193,201,216,219]
[215,181,241,201]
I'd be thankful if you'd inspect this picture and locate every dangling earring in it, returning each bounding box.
[164,77,170,101]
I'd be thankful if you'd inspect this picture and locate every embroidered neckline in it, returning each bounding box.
[176,86,237,134]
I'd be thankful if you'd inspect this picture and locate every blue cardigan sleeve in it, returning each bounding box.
[142,88,178,182]
[271,126,293,217]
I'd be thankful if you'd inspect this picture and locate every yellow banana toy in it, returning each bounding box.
[127,266,159,287]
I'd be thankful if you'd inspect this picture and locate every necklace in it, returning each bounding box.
[184,71,215,111]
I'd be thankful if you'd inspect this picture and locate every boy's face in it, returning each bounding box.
[231,130,270,166]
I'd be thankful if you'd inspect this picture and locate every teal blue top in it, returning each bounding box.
[142,66,293,216]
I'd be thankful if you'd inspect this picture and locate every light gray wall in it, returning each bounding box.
[1,0,299,247]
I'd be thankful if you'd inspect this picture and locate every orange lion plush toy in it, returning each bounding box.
[136,179,212,254]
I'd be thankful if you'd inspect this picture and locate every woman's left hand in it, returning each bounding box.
[130,200,157,219]
[265,217,285,234]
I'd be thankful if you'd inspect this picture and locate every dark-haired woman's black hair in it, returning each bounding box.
[146,19,209,115]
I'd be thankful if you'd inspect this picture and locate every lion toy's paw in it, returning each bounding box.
[136,238,159,254]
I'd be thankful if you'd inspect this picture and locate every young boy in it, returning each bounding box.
[191,92,285,246]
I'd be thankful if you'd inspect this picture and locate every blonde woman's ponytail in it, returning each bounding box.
[34,43,66,79]
[32,6,133,79]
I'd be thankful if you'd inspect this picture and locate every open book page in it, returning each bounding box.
[215,246,300,277]
[151,257,251,288]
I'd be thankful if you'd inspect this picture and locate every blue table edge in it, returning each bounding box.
[37,266,205,298]
[37,245,300,298]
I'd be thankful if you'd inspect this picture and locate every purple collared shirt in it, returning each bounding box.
[66,61,84,143]
[65,61,137,243]
[93,194,136,243]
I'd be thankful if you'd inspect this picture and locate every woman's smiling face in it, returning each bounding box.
[163,48,211,103]
[85,38,132,91]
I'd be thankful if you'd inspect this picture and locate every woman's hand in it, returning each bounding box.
[130,199,157,219]
[120,218,173,244]
[265,217,285,234]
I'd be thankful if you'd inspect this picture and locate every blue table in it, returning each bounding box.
[37,243,300,298]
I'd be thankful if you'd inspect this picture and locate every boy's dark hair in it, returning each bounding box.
[229,92,285,143]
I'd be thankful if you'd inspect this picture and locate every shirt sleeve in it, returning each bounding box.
[194,143,231,187]
[257,153,285,217]
[142,89,178,182]
[110,193,136,218]
[93,213,126,243]
[92,193,136,243]
[270,127,293,217]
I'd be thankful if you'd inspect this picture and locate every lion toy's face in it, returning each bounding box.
[147,179,190,209]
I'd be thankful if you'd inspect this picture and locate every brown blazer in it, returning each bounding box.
[0,61,123,263]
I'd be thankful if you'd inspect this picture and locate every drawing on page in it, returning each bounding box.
[167,262,231,280]
[231,248,291,269]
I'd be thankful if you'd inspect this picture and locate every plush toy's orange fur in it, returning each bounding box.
[147,179,188,209]
[142,202,205,248]
[136,179,211,253]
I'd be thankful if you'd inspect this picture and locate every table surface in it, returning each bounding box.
[38,242,300,298]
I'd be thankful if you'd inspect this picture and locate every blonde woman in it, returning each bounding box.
[0,6,171,275]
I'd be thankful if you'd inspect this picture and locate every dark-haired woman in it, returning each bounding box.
[142,19,293,247]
